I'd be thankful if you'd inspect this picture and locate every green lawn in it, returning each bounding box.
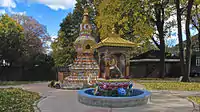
[138,81,200,105]
[188,96,200,104]
[140,82,200,91]
[0,81,39,86]
[0,88,40,112]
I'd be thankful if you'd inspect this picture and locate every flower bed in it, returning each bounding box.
[93,79,133,97]
[0,88,40,112]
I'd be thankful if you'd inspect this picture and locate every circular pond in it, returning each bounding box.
[78,88,151,108]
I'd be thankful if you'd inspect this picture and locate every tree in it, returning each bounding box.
[0,14,24,79]
[11,14,52,76]
[175,0,185,78]
[0,14,24,65]
[144,0,174,78]
[94,0,155,55]
[52,0,97,66]
[11,14,51,56]
[183,0,194,82]
[191,1,200,50]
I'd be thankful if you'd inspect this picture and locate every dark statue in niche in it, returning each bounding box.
[99,54,123,79]
[109,55,122,79]
[85,44,90,49]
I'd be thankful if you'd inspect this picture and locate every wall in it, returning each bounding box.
[130,62,181,78]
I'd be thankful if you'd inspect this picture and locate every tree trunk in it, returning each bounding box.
[182,0,194,82]
[154,4,165,78]
[0,67,5,80]
[176,0,185,77]
[159,35,165,78]
[151,37,160,49]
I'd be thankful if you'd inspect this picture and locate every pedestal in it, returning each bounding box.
[125,65,130,77]
[105,65,110,78]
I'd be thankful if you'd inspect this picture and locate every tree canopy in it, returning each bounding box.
[0,14,24,65]
[51,0,98,66]
[0,14,55,81]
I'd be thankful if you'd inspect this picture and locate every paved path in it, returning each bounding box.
[0,83,198,112]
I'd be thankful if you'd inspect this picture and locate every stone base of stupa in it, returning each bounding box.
[61,75,98,89]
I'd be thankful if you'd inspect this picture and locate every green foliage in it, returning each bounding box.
[51,12,77,66]
[11,14,52,68]
[52,0,97,66]
[0,14,24,63]
[95,0,157,55]
[11,14,51,55]
[188,96,200,104]
[191,1,200,48]
[141,82,200,91]
[22,54,56,81]
[0,15,55,81]
[0,88,40,112]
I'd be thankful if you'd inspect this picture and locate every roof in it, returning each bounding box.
[130,59,180,62]
[93,31,136,48]
[131,50,179,59]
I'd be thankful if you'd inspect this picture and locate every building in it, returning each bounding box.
[130,50,181,78]
[171,34,200,75]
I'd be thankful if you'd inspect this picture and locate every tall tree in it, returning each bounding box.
[94,0,155,55]
[52,14,75,66]
[11,14,51,55]
[0,14,24,65]
[52,0,97,66]
[11,14,52,72]
[175,0,185,78]
[184,0,194,82]
[144,0,173,77]
[0,14,24,79]
[191,1,200,50]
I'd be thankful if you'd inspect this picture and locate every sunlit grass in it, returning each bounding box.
[0,88,40,112]
[140,82,200,91]
[0,81,39,86]
[188,96,200,104]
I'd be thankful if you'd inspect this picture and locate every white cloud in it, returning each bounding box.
[51,35,57,41]
[0,0,16,8]
[46,35,57,48]
[27,0,76,10]
[11,10,26,15]
[45,35,57,54]
[0,0,76,12]
[0,10,6,14]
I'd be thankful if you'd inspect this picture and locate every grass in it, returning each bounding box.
[0,88,40,112]
[140,82,200,91]
[188,96,200,104]
[0,81,39,86]
[133,77,200,82]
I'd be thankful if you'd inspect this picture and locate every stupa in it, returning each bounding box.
[64,8,99,87]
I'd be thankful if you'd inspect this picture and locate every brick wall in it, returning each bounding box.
[58,72,64,81]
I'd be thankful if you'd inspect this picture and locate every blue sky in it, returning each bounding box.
[0,0,76,39]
